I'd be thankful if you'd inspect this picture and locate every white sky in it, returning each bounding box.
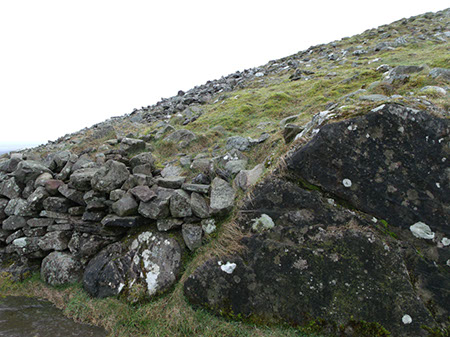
[0,1,448,148]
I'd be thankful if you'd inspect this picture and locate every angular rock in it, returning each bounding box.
[70,168,99,191]
[226,136,249,151]
[58,184,86,206]
[129,152,155,171]
[2,216,27,230]
[181,183,209,194]
[91,160,130,193]
[156,218,183,232]
[0,177,21,199]
[129,185,156,203]
[182,224,202,251]
[210,178,235,215]
[112,194,138,217]
[83,230,182,301]
[38,231,69,251]
[156,176,186,189]
[13,161,51,185]
[5,198,33,217]
[110,189,126,201]
[34,172,53,188]
[41,252,83,286]
[138,187,173,219]
[27,218,54,227]
[224,160,247,176]
[190,192,209,219]
[164,129,196,147]
[234,164,264,191]
[160,165,183,178]
[43,197,72,213]
[283,124,304,143]
[26,186,49,211]
[120,137,146,153]
[170,189,192,218]
[44,179,64,196]
[68,232,113,260]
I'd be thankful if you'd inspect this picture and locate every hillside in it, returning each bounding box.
[1,8,449,337]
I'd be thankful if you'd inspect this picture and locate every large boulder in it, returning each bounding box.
[41,252,83,286]
[288,103,449,236]
[83,230,182,301]
[91,160,130,193]
[185,104,449,336]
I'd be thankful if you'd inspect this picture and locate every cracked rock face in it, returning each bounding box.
[83,230,182,301]
[185,104,449,336]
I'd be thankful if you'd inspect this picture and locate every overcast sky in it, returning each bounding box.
[0,1,448,149]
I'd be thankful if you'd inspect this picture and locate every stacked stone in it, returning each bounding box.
[0,140,236,297]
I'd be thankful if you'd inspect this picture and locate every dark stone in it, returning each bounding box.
[2,216,27,230]
[101,215,146,228]
[58,184,86,206]
[91,160,130,193]
[287,104,449,235]
[43,197,72,213]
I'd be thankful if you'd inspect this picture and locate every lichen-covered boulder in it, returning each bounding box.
[91,160,130,193]
[288,103,449,236]
[185,226,435,336]
[185,104,449,336]
[41,252,83,286]
[83,230,182,301]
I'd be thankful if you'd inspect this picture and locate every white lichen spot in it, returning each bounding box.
[447,259,450,267]
[410,222,435,240]
[347,124,357,131]
[443,157,447,163]
[141,249,160,295]
[398,126,404,133]
[402,314,412,325]
[371,217,378,223]
[442,237,450,247]
[118,283,125,293]
[327,198,336,206]
[12,238,27,248]
[218,261,222,266]
[293,258,309,270]
[342,179,352,188]
[220,262,237,274]
[438,138,444,143]
[436,182,441,188]
[251,214,275,232]
[130,239,139,250]
[366,133,370,138]
[202,219,216,234]
[138,231,152,244]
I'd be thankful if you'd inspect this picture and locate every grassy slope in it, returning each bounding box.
[1,9,449,337]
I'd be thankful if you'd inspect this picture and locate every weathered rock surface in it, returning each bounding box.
[209,178,235,216]
[185,104,449,336]
[83,230,182,301]
[288,104,449,236]
[91,160,130,193]
[41,252,83,286]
